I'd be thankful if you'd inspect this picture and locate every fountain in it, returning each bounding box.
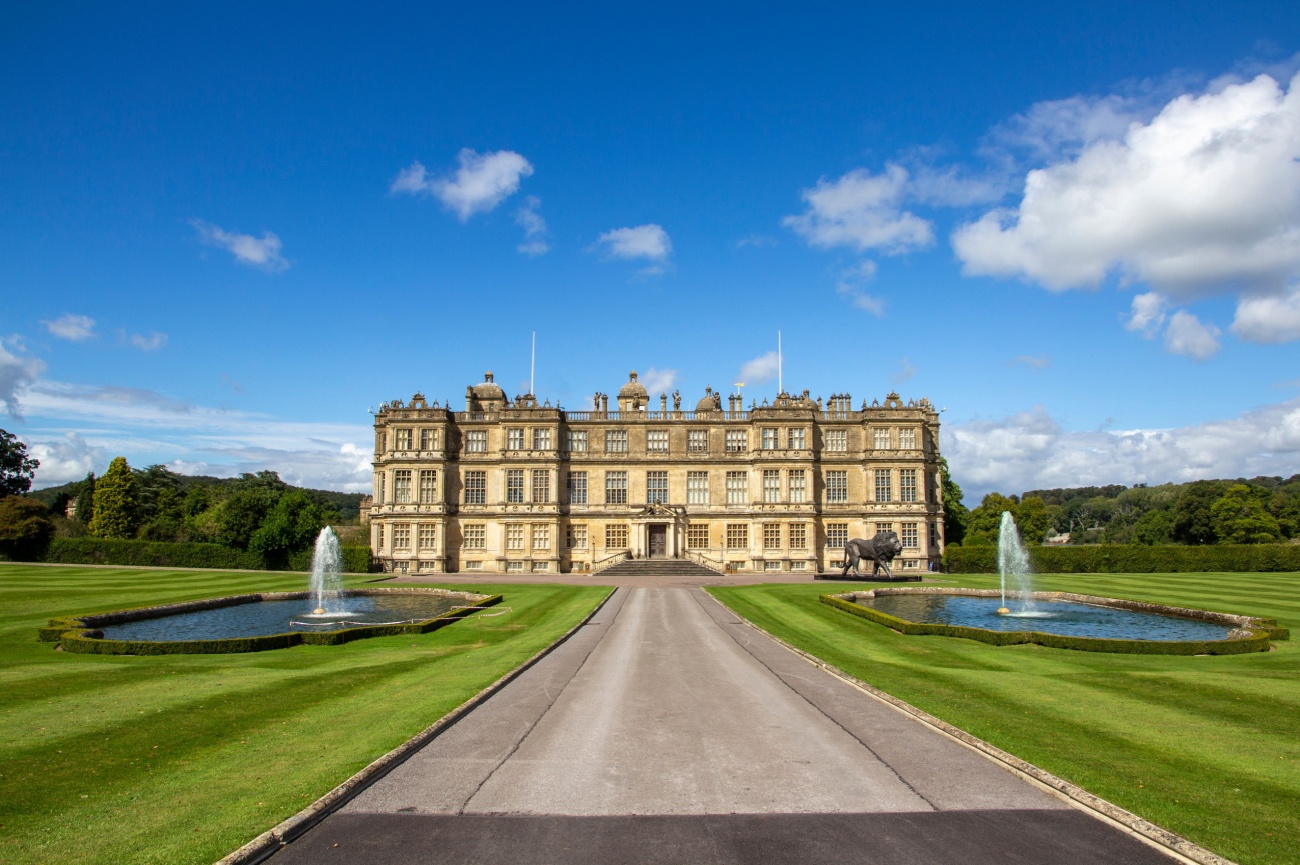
[307,526,350,617]
[997,511,1040,616]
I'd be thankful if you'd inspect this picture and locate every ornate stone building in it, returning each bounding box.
[368,371,945,575]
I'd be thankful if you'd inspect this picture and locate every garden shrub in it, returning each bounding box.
[944,543,1300,574]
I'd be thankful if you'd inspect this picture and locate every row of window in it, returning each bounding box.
[377,521,923,551]
[379,429,443,452]
[446,426,919,455]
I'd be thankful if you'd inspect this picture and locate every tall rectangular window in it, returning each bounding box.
[605,471,628,505]
[826,430,847,452]
[826,470,847,503]
[687,523,709,548]
[506,524,525,550]
[899,428,916,449]
[532,470,551,503]
[465,430,487,452]
[393,470,412,503]
[726,471,748,505]
[687,471,709,505]
[567,430,588,452]
[419,429,437,450]
[875,522,894,536]
[419,470,437,503]
[567,524,587,549]
[874,428,891,449]
[901,523,918,548]
[533,428,552,450]
[687,430,708,452]
[826,522,848,549]
[532,525,550,551]
[647,430,669,453]
[761,428,779,449]
[506,469,525,503]
[393,524,411,549]
[605,429,628,452]
[874,469,892,503]
[396,429,413,450]
[763,522,781,549]
[787,428,806,449]
[567,471,588,505]
[463,471,486,505]
[605,523,628,548]
[377,473,386,504]
[789,523,807,549]
[463,524,485,549]
[507,428,525,450]
[725,430,747,452]
[726,523,749,549]
[646,471,669,504]
[900,469,917,503]
[763,469,781,503]
[418,524,436,549]
[788,470,806,503]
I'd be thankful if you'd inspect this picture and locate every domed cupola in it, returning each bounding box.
[695,386,722,413]
[465,370,507,412]
[617,370,649,411]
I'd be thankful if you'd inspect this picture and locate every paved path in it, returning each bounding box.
[270,588,1175,864]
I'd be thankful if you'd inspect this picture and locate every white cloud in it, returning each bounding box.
[0,339,45,419]
[891,357,917,385]
[907,165,1007,207]
[639,367,678,396]
[988,93,1151,161]
[190,219,288,272]
[739,351,779,385]
[784,164,934,254]
[1232,286,1300,343]
[391,149,534,221]
[128,332,168,351]
[1124,292,1168,336]
[42,314,95,341]
[835,260,885,315]
[597,224,672,260]
[1163,310,1221,359]
[25,432,102,486]
[515,196,549,256]
[945,397,1300,502]
[953,73,1300,300]
[1009,354,1051,369]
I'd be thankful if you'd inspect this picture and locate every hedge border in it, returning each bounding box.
[944,543,1300,574]
[43,588,500,655]
[820,588,1288,654]
[35,537,376,573]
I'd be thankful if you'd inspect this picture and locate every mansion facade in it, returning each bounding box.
[367,371,946,575]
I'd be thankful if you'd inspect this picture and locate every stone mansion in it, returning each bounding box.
[367,370,946,575]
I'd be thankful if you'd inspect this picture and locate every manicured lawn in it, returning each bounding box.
[0,564,610,865]
[709,571,1300,865]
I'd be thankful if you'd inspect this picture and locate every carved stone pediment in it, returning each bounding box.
[636,502,680,517]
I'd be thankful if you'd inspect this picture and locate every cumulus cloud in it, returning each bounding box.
[25,432,102,486]
[391,149,534,221]
[0,339,45,419]
[596,224,672,274]
[639,367,678,396]
[1163,310,1221,359]
[945,398,1300,503]
[514,196,549,256]
[1232,286,1300,343]
[739,351,779,385]
[987,93,1151,161]
[835,260,885,315]
[1124,292,1168,336]
[784,164,934,254]
[190,219,288,271]
[953,73,1300,301]
[42,314,95,341]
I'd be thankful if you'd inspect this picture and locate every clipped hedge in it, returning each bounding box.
[819,593,1278,655]
[944,543,1300,574]
[37,537,375,573]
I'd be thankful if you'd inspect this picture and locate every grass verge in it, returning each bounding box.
[708,571,1300,865]
[0,563,609,865]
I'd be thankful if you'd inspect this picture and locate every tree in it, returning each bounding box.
[0,496,55,559]
[88,457,141,539]
[966,492,1018,544]
[1268,490,1300,539]
[73,472,95,523]
[0,429,39,498]
[249,490,330,565]
[1131,509,1174,545]
[1013,496,1052,544]
[937,457,968,546]
[1210,484,1281,544]
[1172,480,1229,544]
[216,485,281,550]
[137,486,185,542]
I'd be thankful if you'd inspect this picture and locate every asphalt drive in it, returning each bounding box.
[269,587,1176,864]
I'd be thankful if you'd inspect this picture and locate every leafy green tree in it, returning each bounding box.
[1012,496,1052,544]
[73,472,95,523]
[183,485,211,518]
[249,490,330,565]
[937,457,968,546]
[1131,509,1174,545]
[88,457,141,539]
[966,492,1019,544]
[133,464,181,522]
[216,485,281,550]
[1210,484,1281,544]
[137,486,185,542]
[0,496,55,559]
[1172,480,1229,544]
[0,429,39,498]
[1268,491,1299,539]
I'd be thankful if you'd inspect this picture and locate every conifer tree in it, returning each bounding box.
[74,472,95,523]
[88,457,140,539]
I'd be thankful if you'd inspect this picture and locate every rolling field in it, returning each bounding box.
[709,571,1300,865]
[0,564,610,865]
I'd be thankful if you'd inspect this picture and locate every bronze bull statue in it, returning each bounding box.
[841,531,904,579]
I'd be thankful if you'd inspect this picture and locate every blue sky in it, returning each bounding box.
[3,1,1299,502]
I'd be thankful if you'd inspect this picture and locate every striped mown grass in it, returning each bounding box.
[0,564,610,865]
[709,571,1300,865]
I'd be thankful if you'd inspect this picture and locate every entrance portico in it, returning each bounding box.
[630,504,686,558]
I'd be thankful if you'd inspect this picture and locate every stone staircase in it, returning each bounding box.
[597,558,723,579]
